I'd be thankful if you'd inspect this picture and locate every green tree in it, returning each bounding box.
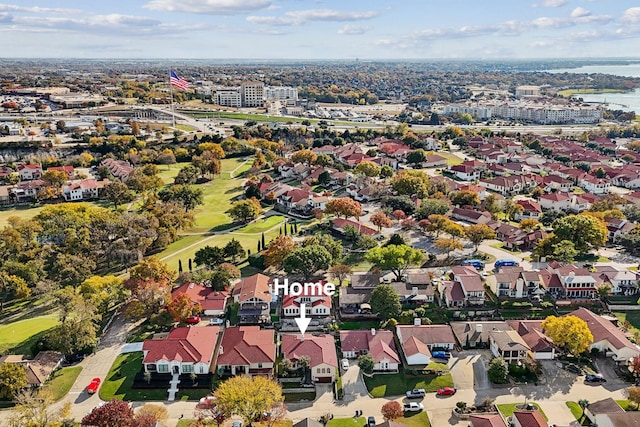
[487,357,508,384]
[223,238,246,263]
[552,214,608,253]
[541,315,594,355]
[158,184,204,211]
[354,161,381,177]
[450,190,480,207]
[228,199,261,223]
[551,240,578,263]
[406,149,427,165]
[465,224,496,252]
[369,284,401,320]
[103,180,135,210]
[214,376,284,425]
[328,264,352,286]
[380,165,394,178]
[358,353,376,374]
[0,363,28,399]
[366,245,424,281]
[174,164,200,185]
[194,245,226,269]
[283,245,332,279]
[416,198,450,219]
[78,275,126,316]
[390,170,430,198]
[301,234,343,263]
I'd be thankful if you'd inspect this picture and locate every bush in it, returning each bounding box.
[487,357,508,384]
[248,253,265,269]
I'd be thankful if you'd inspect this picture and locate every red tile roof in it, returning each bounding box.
[281,334,338,368]
[513,411,546,427]
[172,282,228,312]
[333,218,378,236]
[339,330,399,363]
[572,308,639,353]
[142,326,220,364]
[469,414,507,427]
[217,326,275,366]
[232,274,272,303]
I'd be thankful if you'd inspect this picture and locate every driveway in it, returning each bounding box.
[342,362,369,402]
[449,353,475,391]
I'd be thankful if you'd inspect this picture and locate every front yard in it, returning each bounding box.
[497,403,547,420]
[47,366,83,401]
[100,352,210,401]
[363,369,454,398]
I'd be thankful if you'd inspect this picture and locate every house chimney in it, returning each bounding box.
[371,328,376,336]
[476,324,483,333]
[219,345,223,355]
[411,287,418,296]
[414,317,421,326]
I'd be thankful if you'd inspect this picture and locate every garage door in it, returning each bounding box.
[317,377,332,383]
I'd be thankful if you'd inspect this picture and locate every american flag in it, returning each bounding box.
[170,70,190,91]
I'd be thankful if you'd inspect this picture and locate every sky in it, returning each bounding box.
[1,0,640,59]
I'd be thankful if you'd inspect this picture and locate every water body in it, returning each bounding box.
[547,64,640,113]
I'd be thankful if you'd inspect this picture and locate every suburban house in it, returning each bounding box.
[448,163,481,181]
[281,286,332,318]
[339,329,400,371]
[594,266,638,295]
[232,273,272,325]
[510,410,547,427]
[542,174,573,193]
[10,180,45,203]
[100,158,133,181]
[515,199,542,221]
[438,266,485,307]
[142,326,221,375]
[216,326,276,377]
[171,282,228,317]
[578,175,610,194]
[571,308,640,361]
[62,179,107,201]
[281,334,338,383]
[494,267,526,298]
[585,398,626,425]
[605,218,637,242]
[450,321,511,349]
[451,207,492,224]
[0,351,64,386]
[423,154,448,168]
[338,274,379,317]
[480,175,525,196]
[538,193,572,211]
[548,264,597,299]
[396,325,457,365]
[17,164,42,180]
[0,185,11,206]
[489,330,530,364]
[332,218,379,237]
[508,320,556,360]
[46,165,75,179]
[469,414,507,427]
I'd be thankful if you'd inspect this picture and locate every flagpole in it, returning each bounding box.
[169,70,176,129]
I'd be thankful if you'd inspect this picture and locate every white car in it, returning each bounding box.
[209,318,224,325]
[403,402,424,412]
[342,359,349,370]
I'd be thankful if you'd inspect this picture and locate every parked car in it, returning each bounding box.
[585,374,607,383]
[432,351,452,361]
[403,402,424,412]
[437,387,457,396]
[342,359,349,371]
[232,421,242,427]
[405,388,426,399]
[186,315,201,324]
[87,377,101,395]
[367,416,376,427]
[209,318,224,325]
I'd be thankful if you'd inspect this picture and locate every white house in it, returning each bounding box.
[282,288,332,317]
[489,330,530,364]
[578,175,610,195]
[396,325,457,366]
[573,308,640,362]
[142,327,220,375]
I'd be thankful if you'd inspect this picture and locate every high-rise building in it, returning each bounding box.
[241,82,264,107]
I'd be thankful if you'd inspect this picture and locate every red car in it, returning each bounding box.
[87,377,101,395]
[437,387,457,396]
[186,315,201,324]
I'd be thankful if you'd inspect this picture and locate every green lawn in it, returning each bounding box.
[397,411,431,427]
[47,366,83,401]
[0,314,60,354]
[0,205,45,228]
[175,124,196,132]
[617,400,639,411]
[566,402,589,425]
[235,215,286,234]
[156,162,190,184]
[327,417,365,427]
[176,420,198,427]
[363,370,454,397]
[497,403,547,421]
[430,152,463,166]
[284,391,316,402]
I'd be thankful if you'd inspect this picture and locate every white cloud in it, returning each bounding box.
[144,0,273,15]
[337,24,371,35]
[542,0,568,7]
[571,7,590,18]
[621,7,640,23]
[0,4,81,14]
[247,9,378,26]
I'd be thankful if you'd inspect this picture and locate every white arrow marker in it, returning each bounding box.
[295,303,311,336]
